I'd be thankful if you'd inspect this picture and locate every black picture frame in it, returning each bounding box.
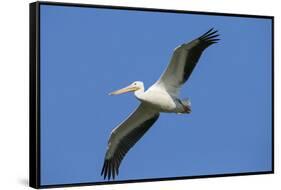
[29,1,274,189]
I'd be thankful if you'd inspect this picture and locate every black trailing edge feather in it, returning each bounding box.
[101,114,160,180]
[181,28,220,84]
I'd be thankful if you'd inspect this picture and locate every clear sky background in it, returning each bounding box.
[40,4,272,186]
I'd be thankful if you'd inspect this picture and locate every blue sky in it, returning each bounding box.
[40,4,272,185]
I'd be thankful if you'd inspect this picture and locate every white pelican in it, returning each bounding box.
[101,28,220,180]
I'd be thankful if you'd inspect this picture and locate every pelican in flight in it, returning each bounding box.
[101,28,220,180]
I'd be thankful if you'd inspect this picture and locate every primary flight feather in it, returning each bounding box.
[101,28,220,180]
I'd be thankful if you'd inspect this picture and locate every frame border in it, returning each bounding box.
[30,2,41,188]
[29,1,274,189]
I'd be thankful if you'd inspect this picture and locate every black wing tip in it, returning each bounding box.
[100,159,108,179]
[101,159,118,180]
[199,28,220,42]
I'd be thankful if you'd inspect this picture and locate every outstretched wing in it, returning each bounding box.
[101,103,160,180]
[157,28,220,96]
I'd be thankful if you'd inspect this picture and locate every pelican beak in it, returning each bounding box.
[109,85,140,95]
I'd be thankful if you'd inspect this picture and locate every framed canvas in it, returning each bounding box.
[29,1,274,188]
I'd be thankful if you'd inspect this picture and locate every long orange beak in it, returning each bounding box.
[109,85,140,95]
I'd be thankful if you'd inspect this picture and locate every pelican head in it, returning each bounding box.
[109,81,144,95]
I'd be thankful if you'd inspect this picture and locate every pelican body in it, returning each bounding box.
[101,28,220,180]
[110,81,191,113]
